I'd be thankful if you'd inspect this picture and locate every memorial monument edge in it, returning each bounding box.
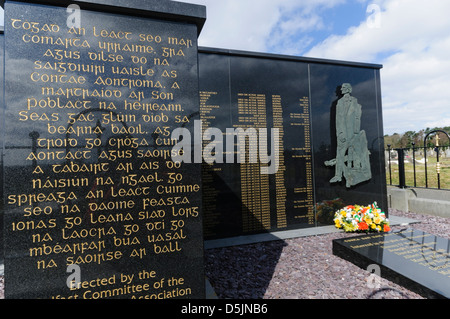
[199,46,383,70]
[5,0,207,34]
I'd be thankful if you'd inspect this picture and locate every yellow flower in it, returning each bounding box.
[371,223,376,230]
[343,223,358,232]
[334,219,342,228]
[373,216,382,224]
[364,216,373,225]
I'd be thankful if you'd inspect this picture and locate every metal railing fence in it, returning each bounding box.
[386,130,450,190]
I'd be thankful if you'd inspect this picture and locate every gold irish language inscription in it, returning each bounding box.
[5,6,201,299]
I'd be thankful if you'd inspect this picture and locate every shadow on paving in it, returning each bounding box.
[204,239,287,299]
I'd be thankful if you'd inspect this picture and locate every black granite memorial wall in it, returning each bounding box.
[3,0,206,299]
[198,48,387,240]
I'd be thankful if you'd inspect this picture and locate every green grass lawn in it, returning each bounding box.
[386,156,450,189]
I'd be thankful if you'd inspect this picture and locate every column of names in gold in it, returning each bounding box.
[271,95,287,229]
[236,93,270,232]
[199,91,221,236]
[291,97,314,224]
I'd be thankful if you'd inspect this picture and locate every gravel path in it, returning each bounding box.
[0,209,448,299]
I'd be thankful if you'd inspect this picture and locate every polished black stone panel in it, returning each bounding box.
[333,229,450,299]
[17,0,207,33]
[199,49,313,239]
[199,48,386,240]
[4,0,204,299]
[309,63,388,222]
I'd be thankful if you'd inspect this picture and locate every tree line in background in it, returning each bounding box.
[384,127,450,149]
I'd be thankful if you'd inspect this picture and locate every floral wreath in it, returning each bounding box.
[334,202,390,233]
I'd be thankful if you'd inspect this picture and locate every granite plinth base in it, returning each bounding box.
[333,229,450,299]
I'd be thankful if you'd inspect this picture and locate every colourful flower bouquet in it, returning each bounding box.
[333,202,391,233]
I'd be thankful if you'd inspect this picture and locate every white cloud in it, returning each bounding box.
[184,0,450,135]
[182,0,285,51]
[305,0,450,134]
[182,0,344,52]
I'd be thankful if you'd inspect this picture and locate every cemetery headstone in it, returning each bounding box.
[3,0,206,299]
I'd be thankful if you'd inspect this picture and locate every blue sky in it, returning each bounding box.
[182,0,450,135]
[266,1,368,55]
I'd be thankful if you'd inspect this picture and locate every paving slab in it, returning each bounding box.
[204,215,420,249]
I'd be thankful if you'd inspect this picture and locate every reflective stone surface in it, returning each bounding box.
[4,1,205,299]
[199,50,313,239]
[199,48,387,240]
[333,229,450,298]
[310,63,387,222]
[21,0,207,33]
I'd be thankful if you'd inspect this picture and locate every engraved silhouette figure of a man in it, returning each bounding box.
[325,83,371,188]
